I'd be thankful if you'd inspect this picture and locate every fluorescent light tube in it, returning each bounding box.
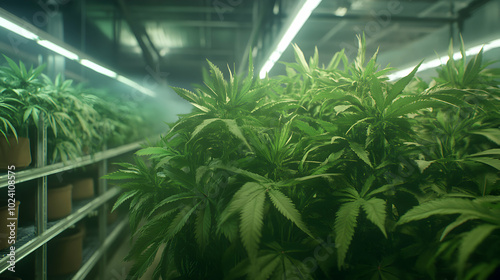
[259,0,322,78]
[484,39,500,51]
[80,59,117,78]
[37,40,79,60]
[117,75,156,97]
[334,7,348,16]
[116,75,139,88]
[0,16,38,40]
[387,37,500,81]
[0,12,156,97]
[260,61,275,79]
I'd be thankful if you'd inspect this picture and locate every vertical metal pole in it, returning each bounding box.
[46,12,65,80]
[97,150,108,280]
[37,8,64,279]
[200,0,208,48]
[449,0,459,43]
[81,0,86,53]
[206,0,212,49]
[35,114,47,280]
[81,0,86,79]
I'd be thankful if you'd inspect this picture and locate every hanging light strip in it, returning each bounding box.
[0,10,156,97]
[80,59,117,79]
[0,16,38,40]
[259,0,322,79]
[37,40,79,61]
[388,38,500,81]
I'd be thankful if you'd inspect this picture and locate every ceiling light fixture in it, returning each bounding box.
[333,7,348,16]
[80,59,118,79]
[273,3,280,15]
[259,0,322,79]
[0,15,38,40]
[37,40,79,61]
[388,38,500,80]
[0,9,157,97]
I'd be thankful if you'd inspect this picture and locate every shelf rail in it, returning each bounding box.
[0,187,122,273]
[0,138,158,188]
[71,218,128,280]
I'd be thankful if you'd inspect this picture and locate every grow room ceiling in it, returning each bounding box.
[1,0,498,90]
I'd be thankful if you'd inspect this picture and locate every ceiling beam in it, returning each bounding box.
[114,0,161,71]
[317,0,448,48]
[237,0,276,75]
[86,4,254,15]
[310,13,457,23]
[87,17,252,28]
[457,0,492,30]
[417,1,450,17]
[162,48,235,56]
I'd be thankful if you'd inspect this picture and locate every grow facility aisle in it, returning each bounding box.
[94,237,132,280]
[95,235,163,280]
[1,0,500,279]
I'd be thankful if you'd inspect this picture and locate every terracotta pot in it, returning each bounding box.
[23,184,73,221]
[47,226,84,276]
[0,200,20,250]
[47,184,72,220]
[0,137,31,170]
[71,178,94,200]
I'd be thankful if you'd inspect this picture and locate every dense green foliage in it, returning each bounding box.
[0,56,47,140]
[0,56,161,162]
[107,35,500,279]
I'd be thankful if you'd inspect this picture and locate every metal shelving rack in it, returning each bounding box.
[0,140,145,188]
[71,218,128,280]
[0,134,149,279]
[0,6,160,280]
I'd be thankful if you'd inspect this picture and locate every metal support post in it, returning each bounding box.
[35,114,47,280]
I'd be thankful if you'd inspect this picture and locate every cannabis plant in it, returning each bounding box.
[0,56,79,151]
[108,35,500,280]
[0,56,48,137]
[0,94,17,142]
[0,54,162,162]
[398,196,500,280]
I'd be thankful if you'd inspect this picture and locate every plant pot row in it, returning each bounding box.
[0,200,20,251]
[0,179,123,278]
[0,177,94,251]
[1,56,163,167]
[0,137,31,170]
[26,177,96,221]
[47,224,85,276]
[0,224,85,278]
